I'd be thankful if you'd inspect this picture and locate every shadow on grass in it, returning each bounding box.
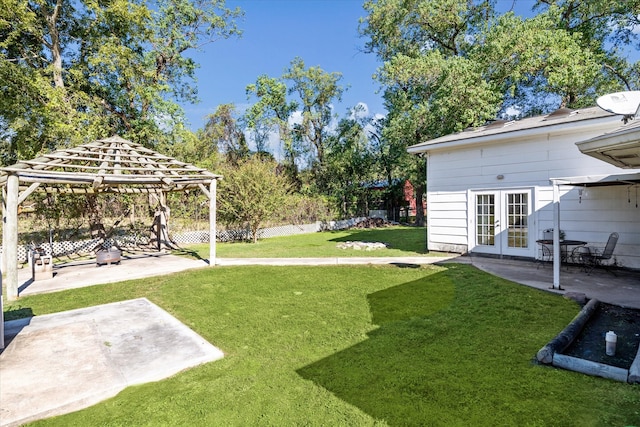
[3,306,34,322]
[296,265,596,424]
[297,270,457,425]
[329,227,427,253]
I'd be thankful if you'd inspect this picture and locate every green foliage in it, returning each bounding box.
[320,113,376,218]
[284,57,344,168]
[362,0,640,128]
[474,10,602,109]
[245,74,300,179]
[201,103,249,166]
[217,158,291,243]
[6,264,640,425]
[0,0,242,163]
[279,193,333,225]
[245,58,345,186]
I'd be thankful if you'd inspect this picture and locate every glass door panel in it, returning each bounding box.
[476,194,495,246]
[506,192,528,249]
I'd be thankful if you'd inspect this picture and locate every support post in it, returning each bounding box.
[552,181,561,290]
[209,179,217,266]
[6,174,19,300]
[2,184,6,273]
[1,263,3,349]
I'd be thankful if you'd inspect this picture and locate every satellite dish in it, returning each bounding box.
[596,91,640,116]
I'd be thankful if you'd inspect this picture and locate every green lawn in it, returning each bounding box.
[4,263,640,426]
[184,225,437,258]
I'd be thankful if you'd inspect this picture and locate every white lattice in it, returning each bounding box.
[3,218,368,261]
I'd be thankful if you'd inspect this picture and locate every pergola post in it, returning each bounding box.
[6,173,19,300]
[209,179,217,266]
[1,263,4,349]
[1,183,5,349]
[2,185,6,273]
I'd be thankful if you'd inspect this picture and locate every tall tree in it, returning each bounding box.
[0,0,242,164]
[245,58,345,184]
[533,0,640,95]
[284,57,344,169]
[202,104,250,166]
[322,107,376,217]
[362,0,640,125]
[245,75,299,181]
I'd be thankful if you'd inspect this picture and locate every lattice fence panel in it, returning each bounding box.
[3,218,368,262]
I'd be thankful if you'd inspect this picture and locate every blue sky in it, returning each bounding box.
[183,0,384,131]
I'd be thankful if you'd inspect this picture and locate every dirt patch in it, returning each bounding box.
[563,302,640,369]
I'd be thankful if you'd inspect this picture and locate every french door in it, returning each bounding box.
[471,189,534,257]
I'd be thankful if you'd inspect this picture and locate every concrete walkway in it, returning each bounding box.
[216,256,457,266]
[217,255,640,309]
[15,253,639,308]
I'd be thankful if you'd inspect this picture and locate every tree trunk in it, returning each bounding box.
[86,194,106,241]
[46,0,65,88]
[250,222,260,243]
[414,182,425,227]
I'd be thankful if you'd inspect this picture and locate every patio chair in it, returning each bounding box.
[536,242,553,269]
[578,232,619,275]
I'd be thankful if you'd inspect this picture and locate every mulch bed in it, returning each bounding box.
[563,302,640,369]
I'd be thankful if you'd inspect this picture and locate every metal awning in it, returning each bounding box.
[550,172,640,187]
[576,120,640,168]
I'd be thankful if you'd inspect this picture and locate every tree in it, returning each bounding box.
[284,57,344,169]
[321,108,376,217]
[245,58,345,184]
[532,0,640,98]
[362,0,640,122]
[202,104,250,166]
[0,0,242,164]
[245,74,300,184]
[217,158,291,243]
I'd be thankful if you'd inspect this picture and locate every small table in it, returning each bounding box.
[536,239,587,264]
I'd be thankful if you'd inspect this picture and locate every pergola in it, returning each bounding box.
[0,135,221,304]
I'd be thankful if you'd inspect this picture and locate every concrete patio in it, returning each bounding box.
[461,255,640,309]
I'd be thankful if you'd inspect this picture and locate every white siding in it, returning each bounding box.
[427,191,468,253]
[425,118,640,268]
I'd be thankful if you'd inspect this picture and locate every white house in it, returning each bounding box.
[407,106,640,270]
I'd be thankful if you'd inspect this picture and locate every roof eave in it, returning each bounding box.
[408,112,620,154]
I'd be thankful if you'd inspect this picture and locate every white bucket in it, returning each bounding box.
[605,331,617,356]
